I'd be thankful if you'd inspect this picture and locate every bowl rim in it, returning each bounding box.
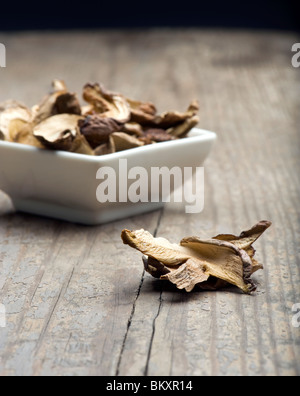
[0,127,217,163]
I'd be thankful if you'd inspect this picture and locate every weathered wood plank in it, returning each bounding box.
[0,29,299,376]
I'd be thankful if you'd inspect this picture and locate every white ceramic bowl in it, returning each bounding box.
[0,128,216,225]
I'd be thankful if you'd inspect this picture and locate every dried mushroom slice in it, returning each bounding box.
[121,122,144,137]
[32,80,81,125]
[52,92,82,116]
[142,256,172,279]
[110,132,144,152]
[33,114,83,151]
[83,83,130,123]
[122,221,272,294]
[0,100,32,141]
[167,115,200,138]
[52,79,67,92]
[162,258,210,292]
[94,142,116,156]
[141,128,177,143]
[122,229,192,266]
[79,115,121,148]
[126,97,157,125]
[179,237,256,293]
[9,119,44,148]
[70,134,94,155]
[153,100,200,129]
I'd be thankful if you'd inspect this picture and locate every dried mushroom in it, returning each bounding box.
[1,80,201,155]
[0,100,32,141]
[32,80,81,125]
[141,128,177,143]
[78,115,121,148]
[153,100,200,129]
[122,221,272,294]
[126,97,157,125]
[110,132,144,152]
[121,122,144,137]
[83,83,130,124]
[167,115,200,138]
[33,114,83,151]
[9,119,44,148]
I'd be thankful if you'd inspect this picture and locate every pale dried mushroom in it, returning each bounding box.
[9,119,44,148]
[110,132,145,152]
[94,142,116,156]
[83,83,130,124]
[120,122,144,137]
[0,100,32,141]
[33,114,83,151]
[122,221,272,294]
[70,134,94,156]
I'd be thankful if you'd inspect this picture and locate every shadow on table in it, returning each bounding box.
[143,276,245,301]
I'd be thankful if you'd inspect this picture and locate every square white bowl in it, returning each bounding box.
[0,128,216,225]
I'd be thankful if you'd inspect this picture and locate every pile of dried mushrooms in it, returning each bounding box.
[0,80,200,155]
[122,221,272,294]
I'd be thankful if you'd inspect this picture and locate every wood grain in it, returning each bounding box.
[0,29,299,376]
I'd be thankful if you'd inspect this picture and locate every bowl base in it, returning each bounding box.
[13,199,165,226]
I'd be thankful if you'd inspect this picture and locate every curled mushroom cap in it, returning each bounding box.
[154,100,200,128]
[32,80,81,125]
[83,83,130,124]
[33,114,83,151]
[122,221,272,294]
[126,97,157,125]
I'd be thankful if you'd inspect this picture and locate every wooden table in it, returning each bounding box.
[0,29,299,376]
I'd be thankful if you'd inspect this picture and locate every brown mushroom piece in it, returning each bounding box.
[83,83,130,124]
[167,115,200,138]
[33,114,83,151]
[154,100,200,129]
[32,80,81,125]
[126,97,157,126]
[141,128,177,144]
[78,115,122,148]
[122,221,272,294]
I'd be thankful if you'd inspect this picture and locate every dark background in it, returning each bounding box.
[1,0,299,31]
